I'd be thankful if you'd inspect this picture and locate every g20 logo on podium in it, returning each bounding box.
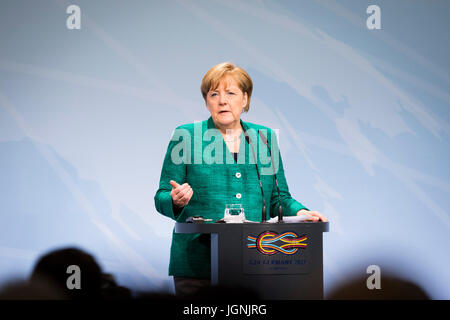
[246,231,307,255]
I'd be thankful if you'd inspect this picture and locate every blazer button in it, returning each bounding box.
[235,172,241,178]
[236,193,242,199]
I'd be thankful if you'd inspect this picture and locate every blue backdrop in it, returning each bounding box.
[0,0,449,298]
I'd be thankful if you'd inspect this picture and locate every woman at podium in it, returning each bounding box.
[154,62,327,296]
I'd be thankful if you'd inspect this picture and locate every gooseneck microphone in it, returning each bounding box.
[243,130,267,223]
[258,130,284,223]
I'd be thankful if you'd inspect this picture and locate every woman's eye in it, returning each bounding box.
[228,92,235,95]
[210,93,217,97]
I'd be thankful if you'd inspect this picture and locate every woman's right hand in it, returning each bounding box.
[170,180,193,208]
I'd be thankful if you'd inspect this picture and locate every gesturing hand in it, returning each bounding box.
[170,180,193,208]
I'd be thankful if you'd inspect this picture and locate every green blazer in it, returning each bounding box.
[154,117,309,278]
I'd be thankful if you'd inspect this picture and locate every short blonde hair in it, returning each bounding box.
[201,62,253,112]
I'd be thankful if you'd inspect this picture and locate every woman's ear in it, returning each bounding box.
[242,92,248,109]
[205,98,212,112]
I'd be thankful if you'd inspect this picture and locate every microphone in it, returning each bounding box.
[258,130,283,223]
[243,130,267,222]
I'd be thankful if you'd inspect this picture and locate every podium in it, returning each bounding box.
[175,221,329,299]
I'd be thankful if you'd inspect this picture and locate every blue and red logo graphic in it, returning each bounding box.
[247,231,307,255]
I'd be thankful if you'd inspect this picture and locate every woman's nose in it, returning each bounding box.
[218,93,227,104]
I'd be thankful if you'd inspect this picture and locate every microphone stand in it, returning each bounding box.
[244,131,268,223]
[259,130,284,223]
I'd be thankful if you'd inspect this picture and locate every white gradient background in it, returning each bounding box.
[0,0,449,298]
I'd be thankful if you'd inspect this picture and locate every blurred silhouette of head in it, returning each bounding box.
[30,247,102,300]
[326,273,429,300]
[100,273,132,299]
[0,278,66,300]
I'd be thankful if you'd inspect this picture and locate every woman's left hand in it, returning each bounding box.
[296,209,328,222]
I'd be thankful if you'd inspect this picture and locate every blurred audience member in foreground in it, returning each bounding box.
[29,247,130,300]
[327,273,429,300]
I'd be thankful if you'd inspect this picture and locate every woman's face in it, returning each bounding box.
[206,75,248,130]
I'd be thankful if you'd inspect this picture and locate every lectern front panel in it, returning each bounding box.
[243,226,313,275]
